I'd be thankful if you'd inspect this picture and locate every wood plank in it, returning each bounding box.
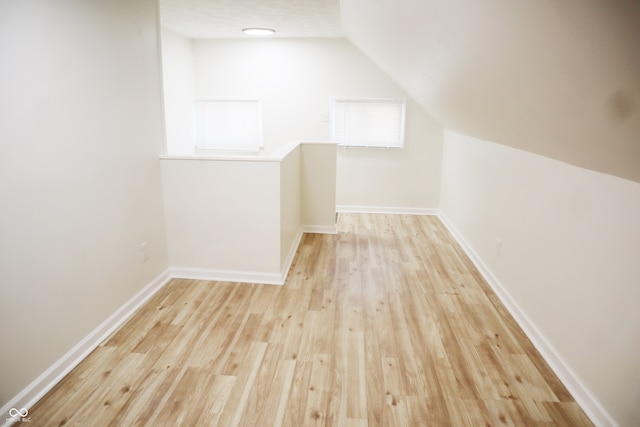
[25,213,593,427]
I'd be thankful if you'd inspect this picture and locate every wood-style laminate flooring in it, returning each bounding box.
[26,214,593,426]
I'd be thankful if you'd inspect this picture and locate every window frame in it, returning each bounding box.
[331,97,407,149]
[192,98,263,153]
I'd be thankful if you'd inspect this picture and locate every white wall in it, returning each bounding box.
[164,37,442,210]
[161,28,194,155]
[439,130,640,427]
[280,145,302,269]
[161,159,282,279]
[0,0,169,406]
[336,105,442,211]
[161,141,337,284]
[301,143,338,230]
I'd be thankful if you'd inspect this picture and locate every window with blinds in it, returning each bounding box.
[193,99,262,151]
[332,98,406,148]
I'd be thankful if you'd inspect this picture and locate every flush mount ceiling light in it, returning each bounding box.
[242,27,276,36]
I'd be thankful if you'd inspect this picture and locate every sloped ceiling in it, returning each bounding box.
[341,0,640,182]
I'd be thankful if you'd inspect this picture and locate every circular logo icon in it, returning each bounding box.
[9,408,28,418]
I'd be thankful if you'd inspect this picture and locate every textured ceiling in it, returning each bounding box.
[159,0,343,38]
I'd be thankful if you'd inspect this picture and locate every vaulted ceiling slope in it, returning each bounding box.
[341,0,640,183]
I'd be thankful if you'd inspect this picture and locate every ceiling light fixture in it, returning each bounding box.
[242,27,276,36]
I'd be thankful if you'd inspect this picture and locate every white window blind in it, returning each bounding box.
[193,99,262,151]
[332,98,406,148]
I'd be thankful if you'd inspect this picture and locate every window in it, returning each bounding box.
[332,98,406,148]
[193,99,262,151]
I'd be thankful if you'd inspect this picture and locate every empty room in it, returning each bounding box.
[1,0,639,426]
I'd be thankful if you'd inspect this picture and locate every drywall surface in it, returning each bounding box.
[280,145,302,268]
[164,37,442,209]
[439,130,640,426]
[0,0,169,406]
[301,143,337,229]
[161,141,337,281]
[342,0,640,183]
[161,159,281,275]
[161,28,194,155]
[336,101,442,210]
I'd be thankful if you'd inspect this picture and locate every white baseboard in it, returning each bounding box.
[1,270,172,427]
[169,267,284,286]
[301,224,338,234]
[336,205,438,215]
[171,229,305,286]
[437,211,617,427]
[281,229,304,282]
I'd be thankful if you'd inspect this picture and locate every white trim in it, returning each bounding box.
[159,153,279,162]
[437,211,617,427]
[281,229,304,282]
[336,205,438,215]
[301,225,338,234]
[1,270,172,427]
[160,141,337,162]
[296,140,339,146]
[169,267,284,286]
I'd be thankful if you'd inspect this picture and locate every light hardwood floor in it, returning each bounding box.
[26,214,593,426]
